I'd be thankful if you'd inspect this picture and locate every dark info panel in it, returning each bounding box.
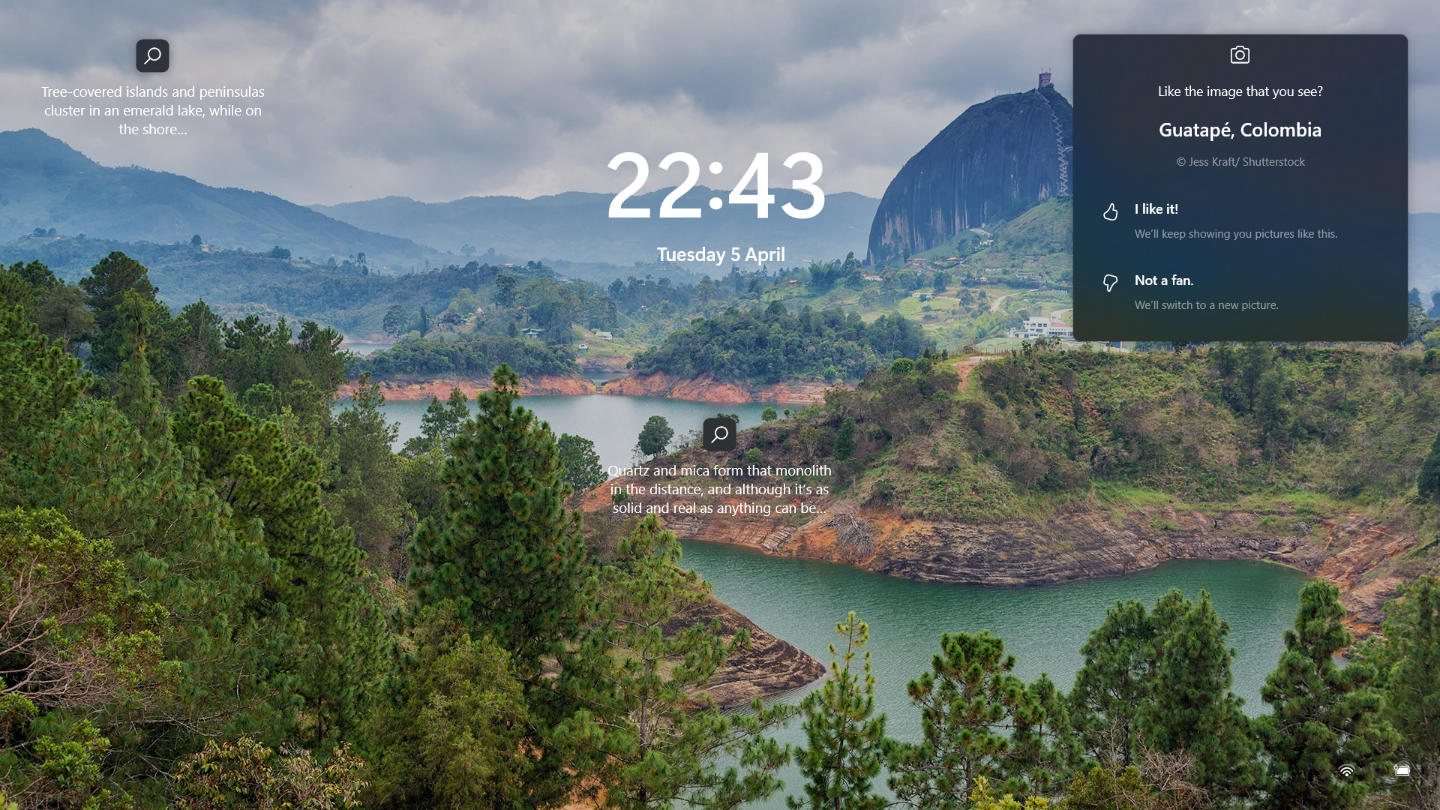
[1073,35,1407,341]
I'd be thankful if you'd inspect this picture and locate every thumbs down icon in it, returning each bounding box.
[1103,274,1119,293]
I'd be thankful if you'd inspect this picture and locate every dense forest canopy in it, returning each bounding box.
[629,302,929,384]
[0,238,563,334]
[359,333,578,378]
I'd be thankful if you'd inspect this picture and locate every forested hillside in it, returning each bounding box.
[739,342,1440,522]
[360,334,578,378]
[0,237,554,334]
[628,303,929,384]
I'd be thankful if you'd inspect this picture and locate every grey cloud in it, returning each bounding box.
[2,0,1436,209]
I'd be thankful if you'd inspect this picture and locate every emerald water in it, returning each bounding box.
[680,541,1306,717]
[679,542,1307,807]
[375,394,776,469]
[374,394,1310,806]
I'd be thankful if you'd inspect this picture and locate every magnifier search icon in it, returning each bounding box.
[135,39,169,72]
[702,416,737,451]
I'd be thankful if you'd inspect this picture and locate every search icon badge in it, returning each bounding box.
[136,39,169,73]
[702,416,737,452]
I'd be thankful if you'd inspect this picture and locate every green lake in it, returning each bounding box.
[681,542,1307,807]
[375,394,777,469]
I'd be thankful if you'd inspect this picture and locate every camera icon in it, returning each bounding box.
[1229,45,1250,65]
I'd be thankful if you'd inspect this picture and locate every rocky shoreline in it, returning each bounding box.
[580,482,1418,636]
[598,372,832,406]
[338,374,599,400]
[342,372,834,405]
[686,597,826,708]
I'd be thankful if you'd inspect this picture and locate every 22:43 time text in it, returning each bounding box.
[608,151,823,219]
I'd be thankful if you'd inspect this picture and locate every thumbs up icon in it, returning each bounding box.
[1103,202,1119,222]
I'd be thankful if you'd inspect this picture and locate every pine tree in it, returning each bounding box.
[1141,591,1261,801]
[407,364,592,675]
[790,612,886,810]
[406,365,604,807]
[1367,576,1440,809]
[556,433,606,494]
[587,515,791,809]
[0,261,93,351]
[0,305,88,462]
[412,386,469,453]
[331,372,409,571]
[365,604,532,808]
[6,373,274,771]
[78,251,158,374]
[400,446,447,527]
[172,300,224,381]
[1070,598,1160,767]
[833,418,856,460]
[173,375,387,747]
[1256,580,1395,810]
[292,320,349,396]
[1004,674,1078,798]
[1072,590,1257,799]
[111,289,168,443]
[887,631,1043,808]
[0,297,386,792]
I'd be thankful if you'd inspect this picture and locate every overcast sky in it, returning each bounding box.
[3,0,1437,209]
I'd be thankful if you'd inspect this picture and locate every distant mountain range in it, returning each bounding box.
[1,129,876,272]
[312,187,879,268]
[3,127,1437,298]
[0,129,441,270]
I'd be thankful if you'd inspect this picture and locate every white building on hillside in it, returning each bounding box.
[1017,316,1074,340]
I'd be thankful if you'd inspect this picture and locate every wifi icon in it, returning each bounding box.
[1338,763,1357,778]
